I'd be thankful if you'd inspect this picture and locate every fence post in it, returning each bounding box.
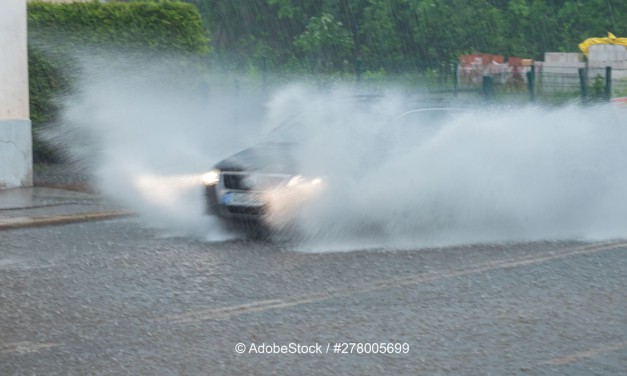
[354,57,363,82]
[578,68,588,102]
[605,66,612,101]
[453,62,459,96]
[482,75,494,101]
[526,64,536,102]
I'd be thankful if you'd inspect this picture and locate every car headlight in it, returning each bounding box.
[287,175,323,187]
[201,169,220,185]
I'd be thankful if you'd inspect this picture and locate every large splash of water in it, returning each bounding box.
[286,95,627,249]
[49,56,627,248]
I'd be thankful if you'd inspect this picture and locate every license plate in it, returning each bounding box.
[221,192,263,206]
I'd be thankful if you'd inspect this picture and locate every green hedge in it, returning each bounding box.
[28,0,209,54]
[28,0,210,162]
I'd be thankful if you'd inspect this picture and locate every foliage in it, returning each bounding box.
[28,0,209,54]
[589,73,606,99]
[180,0,627,74]
[293,13,355,72]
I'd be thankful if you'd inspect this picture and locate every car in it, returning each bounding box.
[201,140,324,236]
[201,104,468,238]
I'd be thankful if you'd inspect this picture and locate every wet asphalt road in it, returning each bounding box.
[1,218,626,375]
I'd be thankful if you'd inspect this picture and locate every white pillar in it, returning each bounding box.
[0,0,32,188]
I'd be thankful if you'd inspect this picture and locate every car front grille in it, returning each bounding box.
[227,206,267,215]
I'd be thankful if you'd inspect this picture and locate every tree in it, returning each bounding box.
[293,13,355,72]
[558,0,627,52]
[503,0,561,59]
[411,0,506,71]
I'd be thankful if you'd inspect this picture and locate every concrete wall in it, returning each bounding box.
[0,0,32,188]
[0,121,33,188]
[588,44,627,81]
[588,44,627,69]
[540,53,585,92]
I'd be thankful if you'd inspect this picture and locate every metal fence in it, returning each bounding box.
[456,62,627,103]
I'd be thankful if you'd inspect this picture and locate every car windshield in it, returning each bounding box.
[263,95,387,144]
[265,114,306,144]
[388,108,466,150]
[264,106,467,149]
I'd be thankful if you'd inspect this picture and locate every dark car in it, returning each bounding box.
[201,106,466,237]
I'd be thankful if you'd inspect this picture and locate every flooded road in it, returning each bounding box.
[1,219,626,375]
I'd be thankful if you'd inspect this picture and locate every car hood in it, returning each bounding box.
[214,142,298,174]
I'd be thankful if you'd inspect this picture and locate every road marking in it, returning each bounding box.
[0,257,27,269]
[542,341,627,366]
[165,299,285,323]
[160,240,627,324]
[0,341,60,355]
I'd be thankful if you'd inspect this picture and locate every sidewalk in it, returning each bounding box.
[0,187,133,231]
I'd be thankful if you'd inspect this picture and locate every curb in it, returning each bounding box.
[0,210,136,231]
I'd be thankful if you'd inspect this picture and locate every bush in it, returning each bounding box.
[28,0,209,55]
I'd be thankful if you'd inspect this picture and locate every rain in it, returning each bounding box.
[2,1,627,375]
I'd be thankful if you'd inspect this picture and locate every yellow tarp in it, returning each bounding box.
[579,32,627,56]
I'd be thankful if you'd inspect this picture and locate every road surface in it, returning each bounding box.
[1,218,625,375]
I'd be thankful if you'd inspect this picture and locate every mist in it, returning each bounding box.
[46,54,627,249]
